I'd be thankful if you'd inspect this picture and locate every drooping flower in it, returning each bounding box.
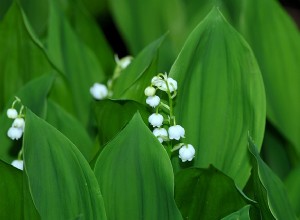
[7,108,18,119]
[146,96,160,108]
[12,118,25,131]
[153,128,168,143]
[11,160,24,170]
[179,144,195,162]
[148,113,164,127]
[115,55,133,69]
[7,127,23,140]
[151,76,177,92]
[90,83,108,100]
[168,125,185,140]
[144,86,156,97]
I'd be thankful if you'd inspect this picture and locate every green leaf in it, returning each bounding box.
[108,0,185,56]
[23,109,107,219]
[248,137,297,220]
[229,0,300,155]
[174,166,250,220]
[94,113,182,220]
[46,0,106,125]
[46,100,95,161]
[169,8,266,187]
[0,74,54,163]
[94,99,149,145]
[0,0,12,20]
[0,1,55,111]
[112,35,165,101]
[285,165,300,218]
[221,205,251,220]
[0,160,23,219]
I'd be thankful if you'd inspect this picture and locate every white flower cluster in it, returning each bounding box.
[90,55,133,100]
[145,73,195,162]
[6,99,25,141]
[7,97,25,170]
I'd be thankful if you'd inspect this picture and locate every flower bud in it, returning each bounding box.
[168,125,185,140]
[7,108,18,119]
[11,160,24,170]
[179,144,195,162]
[148,113,164,127]
[144,86,156,96]
[153,128,168,143]
[90,83,108,100]
[146,96,160,108]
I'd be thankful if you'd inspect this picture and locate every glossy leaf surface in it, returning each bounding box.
[175,166,249,220]
[169,8,266,187]
[23,110,107,219]
[94,113,182,220]
[249,137,297,220]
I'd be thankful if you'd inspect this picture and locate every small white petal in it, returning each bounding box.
[7,108,18,119]
[167,78,177,92]
[168,125,185,140]
[151,76,167,90]
[146,96,160,108]
[153,128,168,143]
[7,127,23,140]
[118,56,132,69]
[148,113,164,127]
[11,160,24,170]
[90,83,108,100]
[144,86,156,97]
[179,144,195,162]
[12,118,25,131]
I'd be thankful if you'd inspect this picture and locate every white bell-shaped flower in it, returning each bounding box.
[144,86,156,96]
[166,77,178,92]
[148,113,164,127]
[90,83,108,100]
[168,125,185,140]
[151,76,166,89]
[115,55,132,69]
[151,76,177,92]
[179,144,195,162]
[12,118,25,131]
[7,127,23,140]
[146,96,160,108]
[7,108,18,119]
[153,128,168,143]
[11,160,24,170]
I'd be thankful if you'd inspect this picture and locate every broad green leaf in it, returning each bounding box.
[20,0,48,37]
[23,172,41,220]
[248,137,297,220]
[94,99,149,145]
[0,0,12,20]
[94,113,182,220]
[0,1,55,112]
[108,0,185,56]
[261,123,291,180]
[228,0,300,155]
[68,0,115,76]
[112,35,165,100]
[285,165,300,218]
[46,100,95,161]
[169,8,266,187]
[221,205,251,220]
[0,74,54,163]
[46,0,106,125]
[23,109,107,219]
[0,160,23,219]
[174,166,250,220]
